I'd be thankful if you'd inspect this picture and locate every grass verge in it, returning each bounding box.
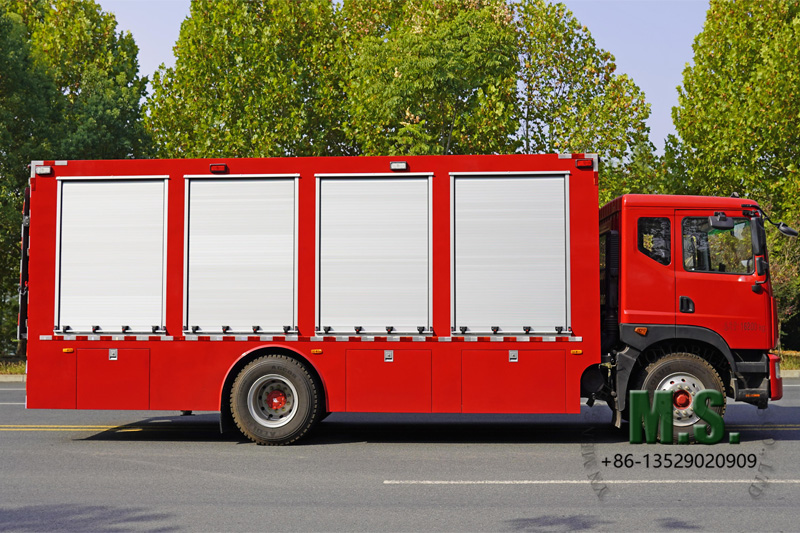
[0,360,25,375]
[779,350,800,370]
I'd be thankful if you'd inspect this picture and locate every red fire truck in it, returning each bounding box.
[18,154,791,444]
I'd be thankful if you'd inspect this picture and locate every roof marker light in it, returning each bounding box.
[390,161,408,171]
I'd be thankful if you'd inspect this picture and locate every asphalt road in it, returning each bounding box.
[1,380,799,532]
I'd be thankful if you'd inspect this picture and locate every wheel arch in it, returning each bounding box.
[616,325,736,412]
[218,345,327,434]
[630,340,733,397]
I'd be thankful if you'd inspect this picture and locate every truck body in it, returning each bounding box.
[19,154,782,444]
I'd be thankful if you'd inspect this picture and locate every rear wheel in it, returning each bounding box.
[634,352,726,442]
[231,355,321,445]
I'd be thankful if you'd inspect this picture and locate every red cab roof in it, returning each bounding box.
[601,194,758,219]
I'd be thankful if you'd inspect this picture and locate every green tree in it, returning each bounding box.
[674,0,800,214]
[0,0,149,357]
[672,0,800,347]
[148,0,650,163]
[516,0,651,200]
[344,0,520,155]
[0,10,59,182]
[596,140,661,204]
[6,0,150,159]
[673,1,800,347]
[0,9,61,357]
[147,0,351,158]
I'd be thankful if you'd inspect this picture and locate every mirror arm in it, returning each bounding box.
[742,203,798,237]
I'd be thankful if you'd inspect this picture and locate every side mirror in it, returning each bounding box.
[777,222,798,237]
[709,212,734,230]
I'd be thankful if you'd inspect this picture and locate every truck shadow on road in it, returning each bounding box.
[81,413,629,445]
[80,404,800,445]
[309,413,628,444]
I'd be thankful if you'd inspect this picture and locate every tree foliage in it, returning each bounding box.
[147,0,351,158]
[0,0,149,356]
[0,9,58,184]
[5,0,150,160]
[517,0,650,165]
[0,8,59,357]
[344,0,520,155]
[674,0,800,215]
[147,0,649,163]
[673,0,800,347]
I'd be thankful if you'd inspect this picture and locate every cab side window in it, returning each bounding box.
[682,217,754,274]
[638,217,671,265]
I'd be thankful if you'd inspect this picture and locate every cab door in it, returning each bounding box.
[621,209,676,325]
[674,209,770,349]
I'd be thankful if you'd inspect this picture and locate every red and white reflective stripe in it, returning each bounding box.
[40,335,174,341]
[40,334,582,343]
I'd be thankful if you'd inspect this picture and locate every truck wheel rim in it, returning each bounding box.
[247,374,298,428]
[656,372,705,427]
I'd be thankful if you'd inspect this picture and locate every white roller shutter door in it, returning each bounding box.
[185,178,295,333]
[453,175,569,334]
[56,179,166,333]
[318,177,429,334]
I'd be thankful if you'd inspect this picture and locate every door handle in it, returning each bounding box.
[680,296,695,313]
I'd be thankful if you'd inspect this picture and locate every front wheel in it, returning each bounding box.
[634,352,726,442]
[231,355,321,445]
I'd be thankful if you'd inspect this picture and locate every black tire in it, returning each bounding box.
[231,355,321,445]
[633,352,726,443]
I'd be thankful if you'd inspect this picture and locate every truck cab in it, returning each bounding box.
[598,194,785,430]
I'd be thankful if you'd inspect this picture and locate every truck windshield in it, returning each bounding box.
[682,217,754,274]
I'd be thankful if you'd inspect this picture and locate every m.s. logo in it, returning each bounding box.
[629,390,736,444]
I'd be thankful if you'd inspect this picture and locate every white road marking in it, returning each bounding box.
[0,402,24,405]
[384,479,800,485]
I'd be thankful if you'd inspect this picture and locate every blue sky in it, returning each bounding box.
[97,0,710,151]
